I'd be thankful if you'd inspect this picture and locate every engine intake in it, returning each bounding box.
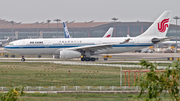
[151,38,160,44]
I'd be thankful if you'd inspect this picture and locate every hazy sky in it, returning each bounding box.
[0,0,179,24]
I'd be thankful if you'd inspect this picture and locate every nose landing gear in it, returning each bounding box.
[21,55,25,61]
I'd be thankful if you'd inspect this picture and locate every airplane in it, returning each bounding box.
[0,37,9,47]
[63,22,113,38]
[4,11,173,62]
[0,37,9,42]
[127,35,130,37]
[157,41,180,48]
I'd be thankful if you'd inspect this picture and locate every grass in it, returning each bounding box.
[0,62,178,101]
[0,93,176,101]
[0,62,171,86]
[0,93,137,101]
[23,93,137,101]
[0,62,120,86]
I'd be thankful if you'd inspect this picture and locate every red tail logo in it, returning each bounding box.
[105,34,111,38]
[158,18,169,33]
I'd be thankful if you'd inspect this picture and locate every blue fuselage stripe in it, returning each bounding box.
[4,43,152,49]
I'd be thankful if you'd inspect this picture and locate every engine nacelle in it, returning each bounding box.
[53,55,60,59]
[60,50,81,59]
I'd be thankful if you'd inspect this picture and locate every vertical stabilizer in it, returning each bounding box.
[63,22,71,38]
[103,27,114,38]
[138,11,173,37]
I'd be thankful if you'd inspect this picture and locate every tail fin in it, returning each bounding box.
[7,37,9,41]
[138,11,173,37]
[63,22,71,38]
[103,27,114,38]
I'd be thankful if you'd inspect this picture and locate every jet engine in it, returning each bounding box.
[151,38,160,44]
[53,55,60,59]
[60,50,81,59]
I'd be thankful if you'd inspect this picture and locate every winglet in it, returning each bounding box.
[120,38,131,44]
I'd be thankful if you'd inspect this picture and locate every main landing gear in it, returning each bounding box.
[81,51,96,61]
[21,55,25,62]
[81,56,96,61]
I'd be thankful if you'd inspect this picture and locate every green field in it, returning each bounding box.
[0,62,169,86]
[0,62,177,101]
[0,93,175,101]
[21,93,142,101]
[0,62,121,86]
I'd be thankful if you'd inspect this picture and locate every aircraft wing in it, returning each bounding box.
[67,38,131,52]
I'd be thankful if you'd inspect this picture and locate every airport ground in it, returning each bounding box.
[0,48,179,100]
[1,47,180,61]
[0,93,176,101]
[0,62,143,86]
[0,62,176,100]
[0,48,177,86]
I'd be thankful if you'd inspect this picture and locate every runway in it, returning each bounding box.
[100,53,180,60]
[0,47,179,64]
[0,48,7,53]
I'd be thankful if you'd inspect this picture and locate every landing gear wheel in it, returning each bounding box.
[85,57,91,61]
[21,58,25,61]
[21,55,25,62]
[81,58,85,61]
[90,58,95,61]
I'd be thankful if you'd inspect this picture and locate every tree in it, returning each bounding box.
[137,60,180,101]
[1,85,25,101]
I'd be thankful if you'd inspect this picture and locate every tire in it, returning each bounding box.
[21,58,25,62]
[85,58,91,61]
[90,58,95,61]
[81,58,85,61]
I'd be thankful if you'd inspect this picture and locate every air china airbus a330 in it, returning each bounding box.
[4,11,173,61]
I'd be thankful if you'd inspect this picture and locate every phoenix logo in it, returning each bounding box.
[158,18,169,33]
[105,34,111,38]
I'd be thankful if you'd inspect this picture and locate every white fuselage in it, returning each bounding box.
[4,37,153,55]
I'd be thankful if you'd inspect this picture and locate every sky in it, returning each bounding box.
[0,0,180,24]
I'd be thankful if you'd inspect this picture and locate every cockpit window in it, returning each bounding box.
[9,42,14,45]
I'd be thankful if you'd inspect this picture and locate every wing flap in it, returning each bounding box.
[73,38,131,52]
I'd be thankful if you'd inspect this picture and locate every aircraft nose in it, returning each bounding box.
[4,45,10,49]
[4,46,8,50]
